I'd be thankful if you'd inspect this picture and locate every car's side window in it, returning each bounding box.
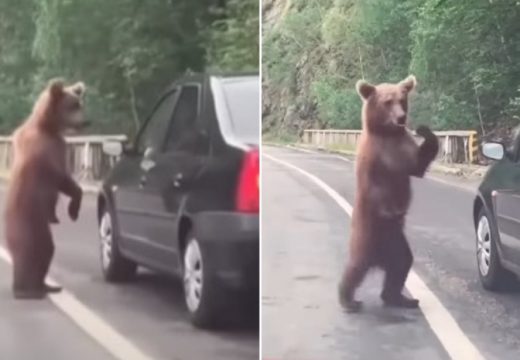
[164,85,208,154]
[135,90,178,154]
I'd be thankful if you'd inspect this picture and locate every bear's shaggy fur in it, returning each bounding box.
[4,79,87,299]
[338,75,439,312]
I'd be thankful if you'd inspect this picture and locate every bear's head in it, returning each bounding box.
[356,75,416,136]
[32,78,89,133]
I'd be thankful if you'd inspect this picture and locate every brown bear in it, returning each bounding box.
[338,75,439,312]
[4,79,88,299]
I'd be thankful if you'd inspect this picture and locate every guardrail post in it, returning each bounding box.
[79,140,92,181]
[469,131,478,164]
[444,135,451,163]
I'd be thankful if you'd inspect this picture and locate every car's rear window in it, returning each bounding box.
[220,76,259,144]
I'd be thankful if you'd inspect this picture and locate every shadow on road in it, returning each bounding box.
[122,271,259,333]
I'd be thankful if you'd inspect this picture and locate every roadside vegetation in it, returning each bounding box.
[263,0,520,142]
[0,0,259,135]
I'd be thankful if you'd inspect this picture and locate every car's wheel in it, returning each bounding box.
[476,207,515,290]
[99,205,137,282]
[183,232,226,328]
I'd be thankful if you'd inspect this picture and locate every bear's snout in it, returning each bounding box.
[396,115,407,126]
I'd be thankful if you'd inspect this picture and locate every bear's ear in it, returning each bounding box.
[400,75,417,93]
[68,82,86,97]
[48,78,65,98]
[356,80,375,100]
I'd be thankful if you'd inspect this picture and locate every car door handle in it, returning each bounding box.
[172,173,184,188]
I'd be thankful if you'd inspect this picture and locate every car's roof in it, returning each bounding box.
[169,71,258,87]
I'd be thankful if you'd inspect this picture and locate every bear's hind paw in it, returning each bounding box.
[382,294,419,309]
[13,289,46,300]
[339,295,363,313]
[43,283,62,293]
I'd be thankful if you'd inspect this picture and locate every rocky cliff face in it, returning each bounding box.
[262,0,287,27]
[262,0,321,139]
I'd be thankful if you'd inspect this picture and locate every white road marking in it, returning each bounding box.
[285,145,316,154]
[281,144,478,193]
[423,174,476,194]
[286,145,353,163]
[264,153,353,215]
[263,153,485,360]
[0,247,154,360]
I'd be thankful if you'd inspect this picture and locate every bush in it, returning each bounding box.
[311,77,361,129]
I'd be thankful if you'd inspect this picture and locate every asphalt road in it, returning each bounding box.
[262,145,520,360]
[0,188,258,360]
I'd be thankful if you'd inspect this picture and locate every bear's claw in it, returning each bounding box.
[341,299,363,313]
[339,288,363,313]
[43,283,62,293]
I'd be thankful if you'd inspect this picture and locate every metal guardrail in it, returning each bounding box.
[302,129,479,164]
[0,135,128,182]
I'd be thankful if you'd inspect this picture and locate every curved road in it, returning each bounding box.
[262,145,520,360]
[0,189,258,360]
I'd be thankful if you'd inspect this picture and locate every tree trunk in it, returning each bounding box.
[126,75,140,133]
[358,45,365,79]
[474,82,485,135]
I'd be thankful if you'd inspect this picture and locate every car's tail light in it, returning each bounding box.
[236,149,259,213]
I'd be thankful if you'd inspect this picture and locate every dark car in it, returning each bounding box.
[97,73,259,328]
[473,127,520,290]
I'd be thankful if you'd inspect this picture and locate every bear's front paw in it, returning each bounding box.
[416,125,434,138]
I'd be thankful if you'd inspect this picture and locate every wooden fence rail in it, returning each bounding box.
[302,129,479,164]
[0,135,128,182]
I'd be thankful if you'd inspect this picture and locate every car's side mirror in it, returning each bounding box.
[102,141,123,157]
[482,142,505,161]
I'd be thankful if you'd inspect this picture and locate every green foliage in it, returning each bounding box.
[264,0,520,133]
[0,0,258,135]
[262,28,298,87]
[312,78,360,128]
[262,130,299,145]
[207,0,259,71]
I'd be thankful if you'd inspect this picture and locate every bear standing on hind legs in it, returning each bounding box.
[4,79,88,299]
[338,75,439,312]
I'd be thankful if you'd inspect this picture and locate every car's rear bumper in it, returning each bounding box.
[193,211,259,291]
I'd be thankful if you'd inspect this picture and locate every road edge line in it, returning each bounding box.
[0,247,154,360]
[278,144,477,194]
[285,144,353,163]
[263,152,485,360]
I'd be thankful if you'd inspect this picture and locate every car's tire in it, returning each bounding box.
[476,207,516,290]
[98,204,137,282]
[183,232,227,328]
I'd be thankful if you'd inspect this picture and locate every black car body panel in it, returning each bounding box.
[475,141,520,275]
[97,72,259,286]
[193,212,259,290]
